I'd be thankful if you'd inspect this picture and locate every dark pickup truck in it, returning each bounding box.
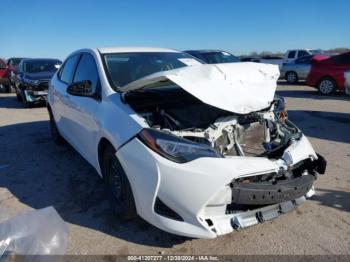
[14,58,61,106]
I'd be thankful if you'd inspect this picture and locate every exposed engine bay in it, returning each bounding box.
[125,87,299,158]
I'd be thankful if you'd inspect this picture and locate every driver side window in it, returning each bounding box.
[73,54,99,93]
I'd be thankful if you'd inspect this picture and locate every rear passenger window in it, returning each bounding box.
[59,55,79,83]
[298,51,309,58]
[73,54,99,92]
[288,51,296,59]
[296,56,311,64]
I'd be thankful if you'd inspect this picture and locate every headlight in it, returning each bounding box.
[138,129,221,163]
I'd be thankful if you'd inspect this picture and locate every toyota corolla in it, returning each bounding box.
[47,47,326,238]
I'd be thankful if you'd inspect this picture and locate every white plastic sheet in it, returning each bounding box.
[0,207,69,259]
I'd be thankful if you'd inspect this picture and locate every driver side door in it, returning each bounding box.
[63,53,101,166]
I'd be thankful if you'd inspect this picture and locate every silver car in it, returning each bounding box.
[281,55,313,84]
[345,70,350,95]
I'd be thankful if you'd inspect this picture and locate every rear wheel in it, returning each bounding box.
[286,71,298,84]
[102,145,137,221]
[317,77,336,95]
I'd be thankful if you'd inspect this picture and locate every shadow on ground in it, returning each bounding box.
[287,110,350,143]
[276,87,350,101]
[0,94,46,109]
[0,120,188,248]
[311,188,350,213]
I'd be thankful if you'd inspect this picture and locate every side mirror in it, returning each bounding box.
[67,80,94,97]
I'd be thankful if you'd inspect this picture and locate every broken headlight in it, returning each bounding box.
[138,129,221,163]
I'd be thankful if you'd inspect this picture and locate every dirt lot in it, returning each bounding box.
[0,84,349,255]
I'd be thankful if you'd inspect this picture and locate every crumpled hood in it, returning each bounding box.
[121,62,280,114]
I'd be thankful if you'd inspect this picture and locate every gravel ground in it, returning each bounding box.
[0,84,349,255]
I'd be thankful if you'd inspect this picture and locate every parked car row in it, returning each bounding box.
[280,52,350,95]
[306,52,350,95]
[0,57,62,106]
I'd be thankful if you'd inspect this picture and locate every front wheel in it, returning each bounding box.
[317,77,336,95]
[102,145,137,221]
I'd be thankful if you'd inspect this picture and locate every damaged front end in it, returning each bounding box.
[121,63,326,237]
[22,80,49,103]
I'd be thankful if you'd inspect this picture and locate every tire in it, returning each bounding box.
[9,83,16,93]
[102,145,137,221]
[20,89,32,108]
[48,109,65,145]
[317,77,336,95]
[285,71,298,84]
[0,84,9,93]
[16,93,22,102]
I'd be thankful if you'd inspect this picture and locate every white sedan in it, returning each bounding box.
[47,47,326,238]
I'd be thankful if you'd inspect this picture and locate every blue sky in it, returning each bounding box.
[2,0,349,60]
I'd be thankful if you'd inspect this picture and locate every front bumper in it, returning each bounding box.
[117,135,326,238]
[23,89,48,102]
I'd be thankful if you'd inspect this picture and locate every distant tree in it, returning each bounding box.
[325,48,350,54]
[240,47,349,58]
[249,51,259,57]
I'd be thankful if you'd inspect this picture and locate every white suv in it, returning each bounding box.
[47,47,326,238]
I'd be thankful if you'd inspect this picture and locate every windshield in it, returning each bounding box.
[200,52,240,64]
[103,52,203,88]
[309,49,324,55]
[24,60,61,73]
[9,58,23,67]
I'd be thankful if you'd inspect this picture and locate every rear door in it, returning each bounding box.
[63,53,101,166]
[294,56,312,79]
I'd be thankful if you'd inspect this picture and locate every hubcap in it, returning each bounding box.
[287,73,297,83]
[319,80,334,94]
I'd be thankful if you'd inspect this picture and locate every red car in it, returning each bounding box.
[0,58,11,92]
[306,52,350,95]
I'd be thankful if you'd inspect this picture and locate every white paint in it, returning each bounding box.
[48,47,321,239]
[121,62,280,114]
